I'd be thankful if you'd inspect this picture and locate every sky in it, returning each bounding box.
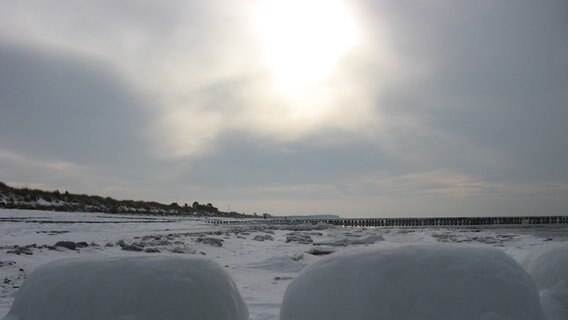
[0,0,567,218]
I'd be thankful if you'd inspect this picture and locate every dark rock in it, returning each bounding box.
[121,244,144,252]
[197,238,223,247]
[306,247,335,256]
[75,242,89,248]
[36,230,69,235]
[7,247,33,255]
[286,233,313,244]
[171,247,195,254]
[154,239,171,246]
[144,248,160,253]
[253,235,273,241]
[253,235,265,241]
[54,241,76,250]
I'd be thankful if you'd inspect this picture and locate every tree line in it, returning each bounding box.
[0,181,249,218]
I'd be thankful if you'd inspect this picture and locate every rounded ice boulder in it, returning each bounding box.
[521,242,568,290]
[4,255,248,320]
[280,244,545,320]
[520,243,568,320]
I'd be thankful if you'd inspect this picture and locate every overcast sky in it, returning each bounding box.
[1,0,567,217]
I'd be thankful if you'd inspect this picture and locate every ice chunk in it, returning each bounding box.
[280,244,545,320]
[4,255,248,320]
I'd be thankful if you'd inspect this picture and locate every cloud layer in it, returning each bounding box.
[1,0,567,217]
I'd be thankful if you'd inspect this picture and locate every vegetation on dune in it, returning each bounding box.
[0,181,249,218]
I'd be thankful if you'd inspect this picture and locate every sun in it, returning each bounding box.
[255,0,359,93]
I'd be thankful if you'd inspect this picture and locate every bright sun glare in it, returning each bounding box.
[256,0,359,93]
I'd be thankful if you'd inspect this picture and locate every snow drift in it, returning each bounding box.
[280,244,545,320]
[3,255,248,320]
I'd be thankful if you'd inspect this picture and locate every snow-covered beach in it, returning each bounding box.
[1,209,567,320]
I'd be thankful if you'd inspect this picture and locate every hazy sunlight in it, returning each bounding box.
[255,0,359,93]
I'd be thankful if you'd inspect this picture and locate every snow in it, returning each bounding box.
[540,282,568,320]
[3,255,248,320]
[520,243,568,290]
[1,209,567,320]
[519,243,568,320]
[280,244,545,320]
[247,256,306,273]
[313,234,384,246]
[0,209,212,247]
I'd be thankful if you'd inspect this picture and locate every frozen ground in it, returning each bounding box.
[1,209,567,319]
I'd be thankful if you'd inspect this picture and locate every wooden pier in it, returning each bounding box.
[209,215,568,227]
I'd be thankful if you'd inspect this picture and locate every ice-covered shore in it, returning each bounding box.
[1,209,567,319]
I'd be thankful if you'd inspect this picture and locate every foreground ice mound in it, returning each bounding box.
[521,243,568,320]
[4,255,248,320]
[521,243,568,290]
[281,244,545,320]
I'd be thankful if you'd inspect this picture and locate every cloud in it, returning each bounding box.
[0,147,125,195]
[0,44,152,168]
[174,130,399,188]
[1,0,388,157]
[361,0,568,182]
[0,0,567,216]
